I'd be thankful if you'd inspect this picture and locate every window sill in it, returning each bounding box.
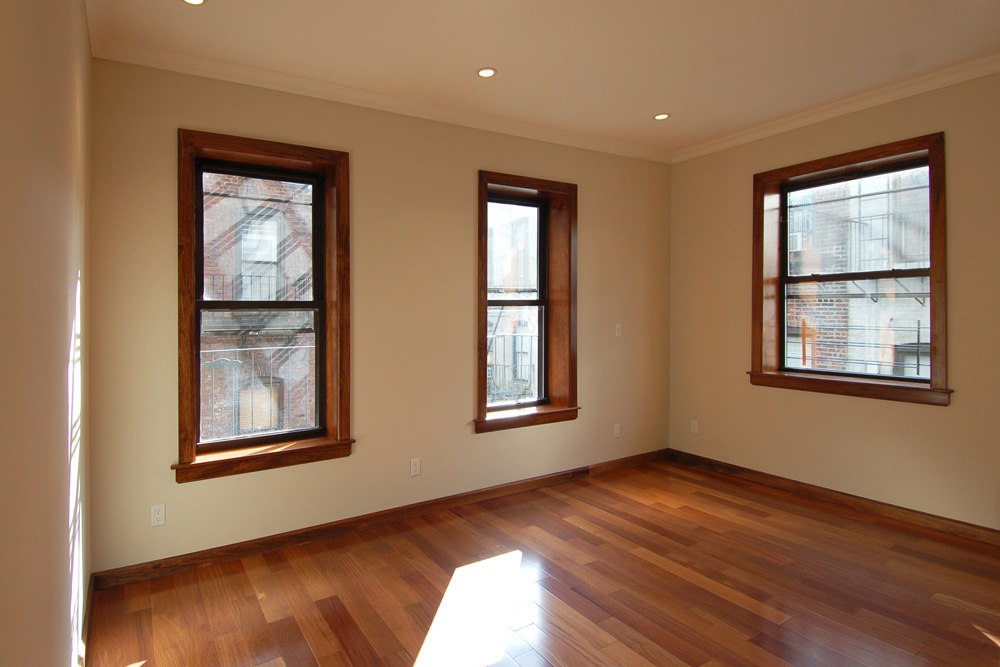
[474,405,581,433]
[749,371,951,406]
[172,437,354,483]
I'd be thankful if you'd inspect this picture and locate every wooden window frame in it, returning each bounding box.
[174,130,353,482]
[750,133,951,406]
[476,171,580,432]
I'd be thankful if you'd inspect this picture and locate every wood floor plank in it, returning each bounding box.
[124,579,152,613]
[367,585,432,657]
[121,608,153,666]
[315,594,383,666]
[150,577,220,667]
[242,553,294,624]
[631,546,791,625]
[87,586,125,665]
[229,593,282,664]
[87,461,1000,667]
[269,615,320,667]
[596,617,693,667]
[268,569,344,661]
[213,630,253,667]
[517,620,618,667]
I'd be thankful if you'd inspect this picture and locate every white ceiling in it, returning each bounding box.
[85,0,1000,163]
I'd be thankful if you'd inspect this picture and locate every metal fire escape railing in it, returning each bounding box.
[200,344,315,442]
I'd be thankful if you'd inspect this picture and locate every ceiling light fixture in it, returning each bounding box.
[654,113,670,121]
[478,67,497,78]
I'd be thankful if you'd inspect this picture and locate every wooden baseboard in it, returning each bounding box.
[92,448,670,589]
[665,449,1000,549]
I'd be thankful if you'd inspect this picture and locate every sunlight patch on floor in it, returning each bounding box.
[415,551,523,667]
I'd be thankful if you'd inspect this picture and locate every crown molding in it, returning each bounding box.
[83,0,111,56]
[83,0,998,168]
[92,40,670,163]
[670,52,1000,164]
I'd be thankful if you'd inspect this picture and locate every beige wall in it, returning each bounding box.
[88,60,671,571]
[0,0,90,663]
[670,73,1000,530]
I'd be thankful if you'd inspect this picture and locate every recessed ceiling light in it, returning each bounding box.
[653,113,670,121]
[478,67,497,78]
[184,0,204,5]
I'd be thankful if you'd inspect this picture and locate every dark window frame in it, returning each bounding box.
[476,171,580,432]
[750,133,951,405]
[194,161,326,452]
[485,193,549,410]
[175,130,353,482]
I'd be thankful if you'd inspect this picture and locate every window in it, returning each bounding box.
[476,171,579,432]
[750,133,950,405]
[175,130,352,482]
[486,200,545,407]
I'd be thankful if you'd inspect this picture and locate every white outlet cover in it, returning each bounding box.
[150,504,165,527]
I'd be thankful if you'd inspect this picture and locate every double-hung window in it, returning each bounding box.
[476,171,579,432]
[751,133,950,405]
[175,130,352,482]
[485,197,547,407]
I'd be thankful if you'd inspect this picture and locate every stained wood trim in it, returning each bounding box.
[480,170,577,196]
[474,404,580,433]
[750,132,950,405]
[171,438,354,483]
[333,156,352,441]
[476,172,490,422]
[748,370,951,405]
[477,170,579,429]
[93,448,670,589]
[177,130,352,480]
[666,449,1000,549]
[177,133,199,465]
[764,133,939,184]
[926,132,948,392]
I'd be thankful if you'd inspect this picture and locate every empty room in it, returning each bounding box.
[3,1,1000,665]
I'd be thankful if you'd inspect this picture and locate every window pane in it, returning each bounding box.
[487,202,539,300]
[486,305,542,406]
[787,167,929,276]
[202,173,314,301]
[200,309,318,442]
[785,277,930,378]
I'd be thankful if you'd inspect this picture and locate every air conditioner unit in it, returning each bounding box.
[788,232,803,252]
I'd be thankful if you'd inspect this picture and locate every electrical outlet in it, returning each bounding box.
[690,420,699,434]
[613,423,621,438]
[410,458,421,477]
[150,504,165,527]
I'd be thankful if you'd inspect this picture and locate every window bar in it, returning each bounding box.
[210,352,216,439]
[250,349,257,432]
[231,353,237,437]
[916,320,921,376]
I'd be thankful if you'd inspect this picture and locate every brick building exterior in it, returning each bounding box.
[199,172,319,442]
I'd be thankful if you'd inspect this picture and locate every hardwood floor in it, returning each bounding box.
[86,461,1000,666]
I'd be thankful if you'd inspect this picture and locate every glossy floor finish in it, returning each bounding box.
[86,462,1000,666]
